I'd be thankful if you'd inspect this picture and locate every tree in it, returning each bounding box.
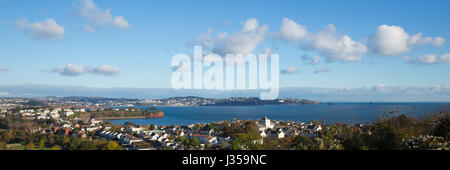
[244,121,258,135]
[38,139,45,149]
[102,141,122,150]
[294,136,314,150]
[24,142,35,150]
[79,141,97,150]
[0,142,7,150]
[150,124,157,130]
[1,131,13,143]
[189,138,201,147]
[176,136,186,143]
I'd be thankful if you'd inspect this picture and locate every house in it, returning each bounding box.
[313,125,322,133]
[64,111,74,116]
[127,127,142,134]
[268,128,285,139]
[88,118,102,125]
[277,129,285,139]
[260,131,267,138]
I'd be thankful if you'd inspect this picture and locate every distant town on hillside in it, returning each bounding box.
[0,96,320,108]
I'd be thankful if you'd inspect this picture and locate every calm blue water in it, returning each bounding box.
[107,103,450,126]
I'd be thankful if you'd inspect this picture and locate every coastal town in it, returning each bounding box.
[0,99,325,150]
[0,96,319,108]
[0,97,449,150]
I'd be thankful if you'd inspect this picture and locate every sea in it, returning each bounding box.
[107,102,450,126]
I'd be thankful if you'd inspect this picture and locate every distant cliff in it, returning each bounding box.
[145,110,164,118]
[203,97,319,106]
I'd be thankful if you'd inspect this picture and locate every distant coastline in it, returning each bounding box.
[96,116,147,120]
[77,108,165,120]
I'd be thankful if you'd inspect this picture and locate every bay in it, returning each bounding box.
[107,102,450,126]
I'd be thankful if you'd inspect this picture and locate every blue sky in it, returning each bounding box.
[1,0,450,100]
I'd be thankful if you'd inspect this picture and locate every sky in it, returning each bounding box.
[1,0,450,101]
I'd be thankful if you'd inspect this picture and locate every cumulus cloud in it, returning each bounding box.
[52,64,88,76]
[432,37,446,46]
[313,67,330,74]
[90,65,120,76]
[76,0,131,31]
[194,18,269,56]
[15,18,64,40]
[277,19,447,64]
[0,67,8,71]
[277,18,308,42]
[277,18,367,62]
[302,25,368,62]
[401,53,450,64]
[51,64,120,77]
[367,25,445,56]
[418,53,450,64]
[281,66,299,74]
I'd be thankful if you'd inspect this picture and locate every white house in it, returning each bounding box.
[260,131,267,138]
[313,125,322,133]
[277,129,285,139]
[64,111,74,116]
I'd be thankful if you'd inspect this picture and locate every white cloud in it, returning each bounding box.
[304,24,367,62]
[277,18,308,42]
[53,64,88,76]
[89,65,120,76]
[0,67,8,71]
[313,67,330,74]
[418,53,450,64]
[281,66,299,74]
[52,64,120,77]
[402,53,450,64]
[277,19,447,63]
[367,25,445,56]
[16,18,64,40]
[76,0,131,31]
[113,16,131,29]
[432,37,446,46]
[195,18,268,56]
[277,18,367,62]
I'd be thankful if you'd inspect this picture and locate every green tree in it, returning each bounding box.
[79,141,97,150]
[150,124,157,130]
[189,138,201,147]
[38,139,45,149]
